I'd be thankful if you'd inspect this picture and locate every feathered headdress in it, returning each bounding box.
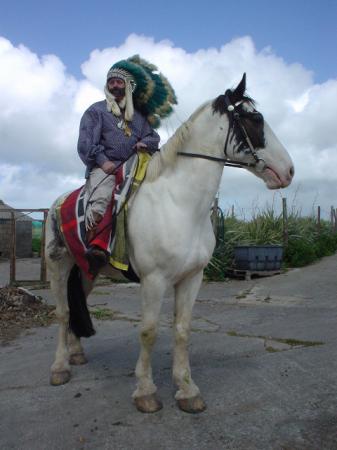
[106,55,177,128]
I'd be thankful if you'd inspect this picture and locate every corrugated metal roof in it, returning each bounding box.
[0,200,33,221]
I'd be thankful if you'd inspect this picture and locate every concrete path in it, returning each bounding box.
[0,257,44,286]
[1,255,337,449]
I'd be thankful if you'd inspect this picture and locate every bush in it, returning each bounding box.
[314,231,337,257]
[284,237,317,267]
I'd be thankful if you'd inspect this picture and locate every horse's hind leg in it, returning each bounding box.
[173,270,206,413]
[48,253,74,385]
[133,274,166,413]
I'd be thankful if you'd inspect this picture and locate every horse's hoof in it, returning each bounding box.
[50,370,71,386]
[69,353,88,365]
[177,395,207,413]
[134,394,163,413]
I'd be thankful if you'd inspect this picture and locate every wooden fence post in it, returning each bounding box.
[282,197,288,247]
[331,206,334,230]
[231,205,235,219]
[211,197,218,234]
[9,211,16,286]
[40,210,48,283]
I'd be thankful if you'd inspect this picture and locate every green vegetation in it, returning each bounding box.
[204,205,337,281]
[32,237,41,253]
[32,221,42,254]
[90,307,116,320]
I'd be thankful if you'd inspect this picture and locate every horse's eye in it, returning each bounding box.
[251,112,263,122]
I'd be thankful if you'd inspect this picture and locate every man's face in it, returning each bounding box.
[107,78,126,101]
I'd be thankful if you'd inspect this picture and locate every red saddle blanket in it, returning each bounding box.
[56,152,151,280]
[58,184,116,280]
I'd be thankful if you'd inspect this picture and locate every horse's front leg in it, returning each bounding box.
[67,332,87,365]
[173,270,206,413]
[133,274,166,413]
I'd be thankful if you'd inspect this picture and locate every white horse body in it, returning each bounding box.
[46,75,294,413]
[129,137,222,282]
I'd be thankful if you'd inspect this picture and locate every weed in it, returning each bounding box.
[90,308,116,320]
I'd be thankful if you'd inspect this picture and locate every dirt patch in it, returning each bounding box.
[0,286,55,344]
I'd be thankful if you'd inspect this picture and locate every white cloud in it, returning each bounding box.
[0,34,336,219]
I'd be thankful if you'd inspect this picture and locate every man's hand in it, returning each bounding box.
[101,161,116,174]
[133,142,148,152]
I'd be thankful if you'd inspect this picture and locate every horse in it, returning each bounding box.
[46,74,294,414]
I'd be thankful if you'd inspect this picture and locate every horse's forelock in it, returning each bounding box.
[212,92,256,116]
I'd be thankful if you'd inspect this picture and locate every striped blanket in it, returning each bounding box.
[55,152,151,280]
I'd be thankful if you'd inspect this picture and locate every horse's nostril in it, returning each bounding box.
[289,166,295,178]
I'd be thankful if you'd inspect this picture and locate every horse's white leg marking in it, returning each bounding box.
[132,274,167,399]
[173,270,203,400]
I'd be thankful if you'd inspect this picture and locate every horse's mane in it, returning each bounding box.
[146,102,209,182]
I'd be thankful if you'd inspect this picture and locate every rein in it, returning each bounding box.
[178,91,266,172]
[177,152,255,169]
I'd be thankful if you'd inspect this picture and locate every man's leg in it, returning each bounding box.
[84,167,116,274]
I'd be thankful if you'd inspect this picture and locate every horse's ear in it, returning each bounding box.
[232,73,246,102]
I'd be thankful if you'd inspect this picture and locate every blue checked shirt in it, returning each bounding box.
[78,100,160,177]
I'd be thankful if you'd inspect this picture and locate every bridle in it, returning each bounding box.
[178,90,266,172]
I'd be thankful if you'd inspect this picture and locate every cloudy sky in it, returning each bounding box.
[0,0,336,219]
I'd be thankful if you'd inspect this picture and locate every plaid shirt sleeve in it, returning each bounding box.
[77,107,109,168]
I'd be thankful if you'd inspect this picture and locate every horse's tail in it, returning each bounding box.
[67,265,96,338]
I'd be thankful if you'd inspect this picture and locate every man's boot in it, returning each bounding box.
[85,246,109,276]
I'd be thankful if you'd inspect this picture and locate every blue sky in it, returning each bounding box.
[0,0,336,82]
[0,0,337,214]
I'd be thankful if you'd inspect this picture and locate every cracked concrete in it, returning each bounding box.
[1,254,337,449]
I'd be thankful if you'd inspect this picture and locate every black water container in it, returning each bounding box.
[234,245,283,271]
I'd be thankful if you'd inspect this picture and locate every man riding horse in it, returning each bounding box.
[47,70,294,413]
[77,56,177,274]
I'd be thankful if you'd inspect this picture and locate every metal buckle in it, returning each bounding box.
[255,158,266,173]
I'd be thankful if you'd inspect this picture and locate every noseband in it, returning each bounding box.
[178,91,266,171]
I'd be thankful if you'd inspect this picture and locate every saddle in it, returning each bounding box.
[56,152,151,280]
